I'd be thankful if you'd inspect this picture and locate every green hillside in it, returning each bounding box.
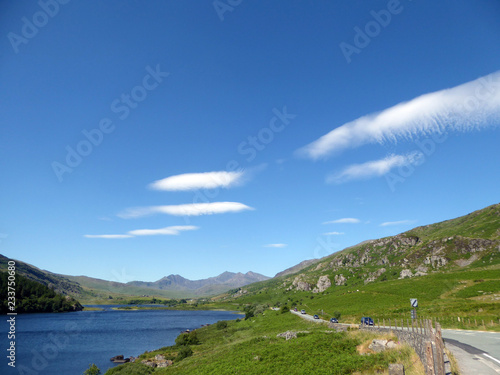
[63,275,193,302]
[0,271,83,314]
[217,203,500,330]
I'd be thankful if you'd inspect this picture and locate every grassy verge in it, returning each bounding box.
[105,310,424,374]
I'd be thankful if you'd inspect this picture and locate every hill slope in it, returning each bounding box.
[223,203,500,328]
[0,254,84,297]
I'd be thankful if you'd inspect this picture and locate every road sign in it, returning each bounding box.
[411,309,416,319]
[410,298,418,308]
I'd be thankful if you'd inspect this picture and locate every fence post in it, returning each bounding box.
[426,341,436,375]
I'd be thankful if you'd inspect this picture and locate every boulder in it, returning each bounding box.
[369,339,388,353]
[334,274,346,286]
[316,275,331,292]
[388,363,405,375]
[368,339,398,353]
[277,331,297,340]
[399,269,413,279]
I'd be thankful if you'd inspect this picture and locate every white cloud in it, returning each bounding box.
[118,202,254,218]
[129,225,198,236]
[264,243,287,248]
[85,225,199,239]
[323,218,360,224]
[323,231,344,235]
[297,71,500,159]
[327,153,420,184]
[149,171,244,191]
[380,220,415,227]
[84,234,133,239]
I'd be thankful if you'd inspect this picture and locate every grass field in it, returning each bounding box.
[105,309,425,375]
[229,265,500,331]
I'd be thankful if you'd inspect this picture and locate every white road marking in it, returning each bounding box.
[484,353,500,366]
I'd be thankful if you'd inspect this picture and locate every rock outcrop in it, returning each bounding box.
[368,339,398,353]
[334,274,346,286]
[312,275,331,293]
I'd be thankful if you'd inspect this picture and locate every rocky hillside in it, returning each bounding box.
[238,203,500,296]
[0,254,84,297]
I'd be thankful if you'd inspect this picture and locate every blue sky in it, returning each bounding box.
[1,0,499,282]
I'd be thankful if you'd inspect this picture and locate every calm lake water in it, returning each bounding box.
[1,306,240,374]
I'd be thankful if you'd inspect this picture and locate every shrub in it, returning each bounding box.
[176,346,193,362]
[175,331,199,346]
[83,363,101,375]
[333,311,341,320]
[254,304,266,315]
[216,320,228,330]
[280,305,290,314]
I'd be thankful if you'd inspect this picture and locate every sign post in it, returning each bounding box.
[410,298,418,320]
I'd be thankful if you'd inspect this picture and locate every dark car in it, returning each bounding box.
[301,309,306,314]
[313,314,319,319]
[330,317,338,323]
[361,317,374,326]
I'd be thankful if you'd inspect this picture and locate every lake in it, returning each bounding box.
[1,306,240,374]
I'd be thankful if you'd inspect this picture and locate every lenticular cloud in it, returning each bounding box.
[298,71,500,159]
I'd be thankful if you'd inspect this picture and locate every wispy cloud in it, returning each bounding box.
[297,71,500,159]
[264,243,287,248]
[323,218,360,224]
[85,225,199,239]
[118,202,254,218]
[323,231,344,235]
[327,153,420,184]
[84,234,133,239]
[380,220,415,227]
[128,225,198,236]
[149,171,244,191]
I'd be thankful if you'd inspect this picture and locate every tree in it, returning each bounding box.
[280,305,290,314]
[83,363,101,375]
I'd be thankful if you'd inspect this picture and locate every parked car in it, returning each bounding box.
[301,309,306,314]
[361,317,374,326]
[330,317,338,323]
[313,314,319,319]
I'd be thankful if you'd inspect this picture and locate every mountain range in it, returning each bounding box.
[2,202,499,311]
[0,255,269,301]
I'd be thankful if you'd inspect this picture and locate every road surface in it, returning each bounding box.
[442,329,500,374]
[289,310,500,374]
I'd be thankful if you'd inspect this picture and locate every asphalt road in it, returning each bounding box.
[289,310,500,374]
[442,329,500,374]
[290,309,328,323]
